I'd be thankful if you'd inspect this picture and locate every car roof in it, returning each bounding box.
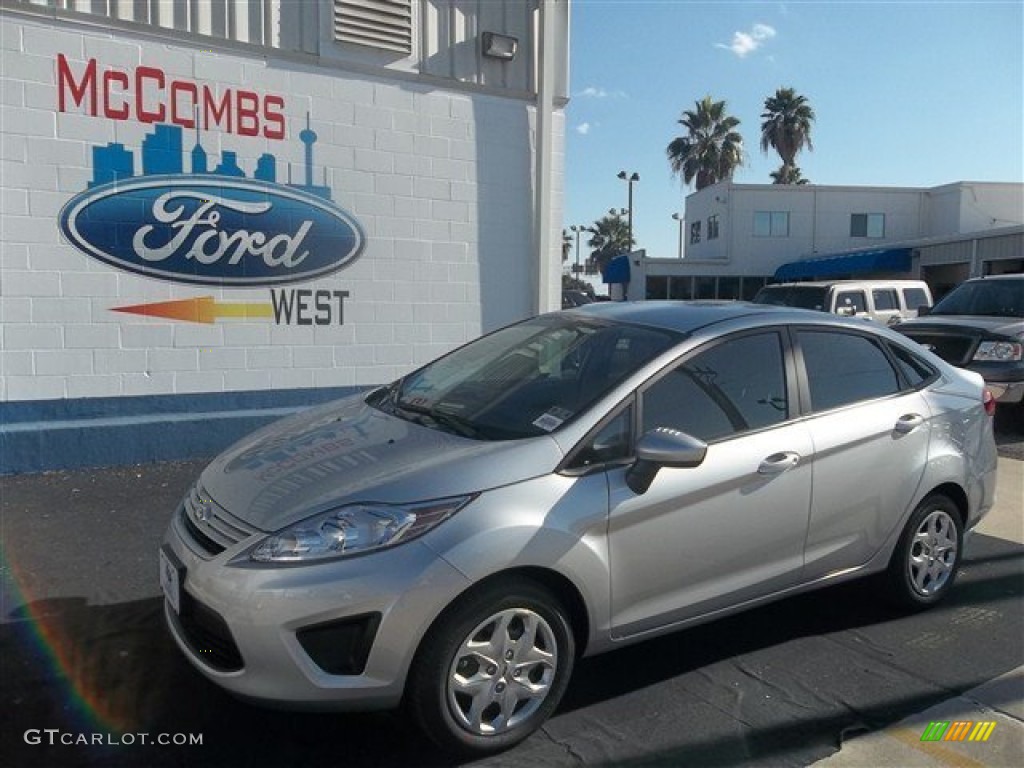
[762,280,926,288]
[566,300,817,334]
[966,274,1024,281]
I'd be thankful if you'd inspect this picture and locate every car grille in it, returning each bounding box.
[180,482,260,557]
[901,332,976,366]
[171,591,244,672]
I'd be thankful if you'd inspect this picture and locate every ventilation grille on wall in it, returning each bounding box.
[334,0,412,54]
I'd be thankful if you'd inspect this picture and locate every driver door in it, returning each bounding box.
[607,330,813,639]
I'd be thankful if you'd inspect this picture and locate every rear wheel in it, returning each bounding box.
[886,494,963,609]
[406,579,575,756]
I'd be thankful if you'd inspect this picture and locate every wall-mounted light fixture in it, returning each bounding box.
[482,32,518,60]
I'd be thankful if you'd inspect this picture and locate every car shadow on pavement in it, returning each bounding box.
[1,535,1020,768]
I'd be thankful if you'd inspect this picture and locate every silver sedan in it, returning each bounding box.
[160,301,998,756]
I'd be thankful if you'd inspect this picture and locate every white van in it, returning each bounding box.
[752,280,933,325]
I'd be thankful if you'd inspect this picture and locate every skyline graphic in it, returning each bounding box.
[88,115,332,200]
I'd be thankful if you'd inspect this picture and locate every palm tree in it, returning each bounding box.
[667,96,744,190]
[769,165,809,185]
[587,214,632,275]
[760,87,815,184]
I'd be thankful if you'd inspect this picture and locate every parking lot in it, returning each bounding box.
[1,418,1021,767]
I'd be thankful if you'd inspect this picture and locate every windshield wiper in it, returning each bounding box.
[395,401,479,439]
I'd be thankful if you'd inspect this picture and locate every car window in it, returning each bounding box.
[835,291,867,313]
[872,289,899,311]
[753,285,827,310]
[902,287,930,311]
[798,330,901,411]
[930,279,1023,318]
[888,343,938,389]
[567,404,634,469]
[641,332,788,442]
[386,315,678,440]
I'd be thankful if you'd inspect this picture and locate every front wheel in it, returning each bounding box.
[406,579,575,756]
[886,494,964,609]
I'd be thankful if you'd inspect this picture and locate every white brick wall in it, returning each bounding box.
[0,13,566,404]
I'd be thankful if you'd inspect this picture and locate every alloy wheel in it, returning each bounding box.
[446,607,558,735]
[906,508,959,596]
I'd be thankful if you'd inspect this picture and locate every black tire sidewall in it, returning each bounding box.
[407,578,576,756]
[888,494,964,609]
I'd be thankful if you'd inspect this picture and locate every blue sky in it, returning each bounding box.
[563,0,1024,263]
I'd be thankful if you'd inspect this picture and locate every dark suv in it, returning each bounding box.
[894,274,1023,425]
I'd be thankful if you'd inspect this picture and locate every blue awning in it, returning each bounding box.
[602,254,631,284]
[773,247,912,281]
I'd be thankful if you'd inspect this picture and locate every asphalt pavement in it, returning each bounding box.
[1,419,1021,768]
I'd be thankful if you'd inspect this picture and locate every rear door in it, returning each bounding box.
[793,328,932,580]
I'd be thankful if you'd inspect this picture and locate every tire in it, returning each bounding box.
[406,578,575,756]
[886,494,964,609]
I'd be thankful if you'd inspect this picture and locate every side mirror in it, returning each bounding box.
[916,305,932,316]
[626,427,707,494]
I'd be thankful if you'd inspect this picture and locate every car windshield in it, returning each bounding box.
[752,285,828,311]
[930,279,1023,318]
[370,314,680,440]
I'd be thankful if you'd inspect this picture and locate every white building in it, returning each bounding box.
[621,180,1023,302]
[0,0,570,473]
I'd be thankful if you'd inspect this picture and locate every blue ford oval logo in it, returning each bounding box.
[59,175,365,286]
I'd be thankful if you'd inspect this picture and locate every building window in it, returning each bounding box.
[708,214,720,240]
[717,276,740,299]
[695,276,716,299]
[851,213,885,238]
[690,221,702,244]
[753,211,789,237]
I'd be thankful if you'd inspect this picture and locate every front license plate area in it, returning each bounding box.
[160,545,185,615]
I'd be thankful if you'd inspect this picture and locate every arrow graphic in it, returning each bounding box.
[111,296,274,324]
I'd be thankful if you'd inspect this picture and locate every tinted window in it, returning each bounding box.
[889,344,937,389]
[835,291,867,313]
[930,278,1022,318]
[798,331,900,411]
[569,405,633,469]
[902,287,930,311]
[385,316,678,440]
[642,333,788,442]
[872,289,899,311]
[753,285,827,310]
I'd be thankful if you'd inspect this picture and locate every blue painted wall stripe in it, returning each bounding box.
[0,386,365,475]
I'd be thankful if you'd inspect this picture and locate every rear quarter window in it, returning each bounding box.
[888,343,939,389]
[798,330,901,411]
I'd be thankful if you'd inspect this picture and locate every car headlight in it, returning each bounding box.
[973,341,1022,362]
[250,496,474,563]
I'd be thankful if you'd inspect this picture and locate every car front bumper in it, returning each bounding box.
[161,510,470,710]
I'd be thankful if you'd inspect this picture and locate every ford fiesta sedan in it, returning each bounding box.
[161,302,998,755]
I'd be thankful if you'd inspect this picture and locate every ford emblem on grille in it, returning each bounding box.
[193,500,215,524]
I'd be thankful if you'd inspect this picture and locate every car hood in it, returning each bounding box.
[895,315,1024,337]
[199,394,565,530]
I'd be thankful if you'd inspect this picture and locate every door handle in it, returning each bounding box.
[758,452,801,475]
[894,413,925,434]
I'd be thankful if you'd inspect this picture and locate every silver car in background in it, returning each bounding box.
[160,302,998,756]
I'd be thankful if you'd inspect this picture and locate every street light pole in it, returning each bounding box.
[617,170,639,246]
[671,212,684,258]
[569,224,586,275]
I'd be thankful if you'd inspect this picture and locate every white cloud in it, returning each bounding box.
[716,23,777,58]
[576,122,592,135]
[577,86,626,99]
